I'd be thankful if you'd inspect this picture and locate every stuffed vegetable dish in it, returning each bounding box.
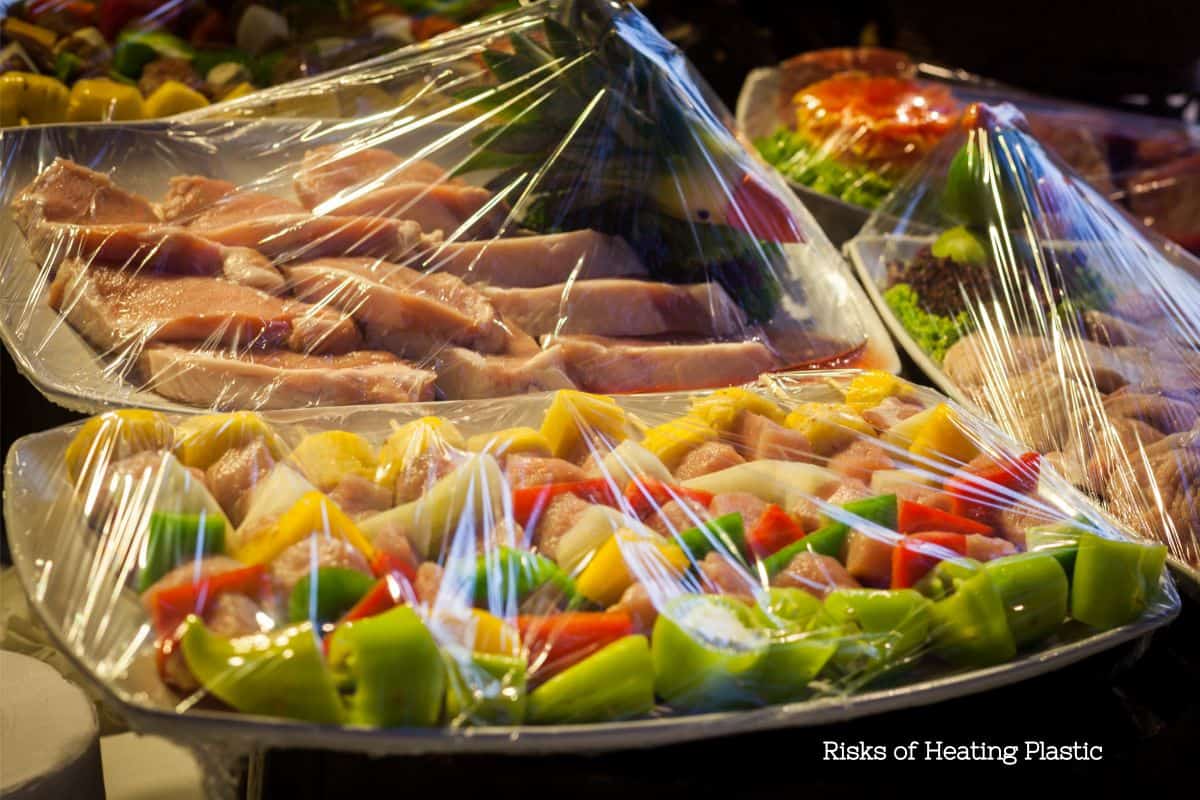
[8,374,1174,731]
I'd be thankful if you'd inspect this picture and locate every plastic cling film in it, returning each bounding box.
[0,1,897,415]
[4,374,1178,744]
[848,101,1200,571]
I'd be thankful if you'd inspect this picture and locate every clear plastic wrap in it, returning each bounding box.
[4,376,1179,761]
[0,0,514,125]
[737,48,1200,252]
[0,0,897,414]
[847,102,1200,575]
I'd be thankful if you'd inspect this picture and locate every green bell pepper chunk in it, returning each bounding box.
[675,512,748,562]
[651,594,768,711]
[755,587,822,629]
[983,552,1068,647]
[138,511,226,593]
[473,546,580,608]
[752,589,836,702]
[919,559,1016,666]
[765,494,898,575]
[327,605,446,728]
[113,31,195,78]
[1070,534,1167,629]
[813,588,931,682]
[931,225,987,265]
[179,615,342,724]
[445,650,527,725]
[288,567,375,627]
[527,635,654,723]
[1024,526,1083,577]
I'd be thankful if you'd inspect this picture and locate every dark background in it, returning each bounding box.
[2,0,1198,792]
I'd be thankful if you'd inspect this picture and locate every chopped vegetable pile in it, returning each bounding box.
[62,375,1168,727]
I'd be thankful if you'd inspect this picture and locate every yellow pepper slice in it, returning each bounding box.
[575,530,691,607]
[376,417,464,486]
[143,80,209,118]
[908,404,980,466]
[290,430,378,492]
[784,402,875,456]
[540,390,629,460]
[466,426,552,459]
[844,370,904,412]
[232,491,375,566]
[689,387,784,430]
[64,410,174,482]
[174,412,285,471]
[66,78,144,122]
[0,72,69,126]
[640,416,717,469]
[218,81,255,102]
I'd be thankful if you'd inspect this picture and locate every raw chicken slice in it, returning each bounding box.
[790,479,871,532]
[941,333,1048,392]
[48,260,361,354]
[312,183,505,237]
[422,230,647,287]
[283,257,508,358]
[644,497,709,536]
[827,440,895,483]
[327,474,393,518]
[860,395,923,431]
[697,552,756,604]
[482,279,747,338]
[733,411,814,462]
[270,535,371,596]
[532,493,591,562]
[608,583,658,636]
[551,335,780,393]
[11,158,157,232]
[1103,391,1199,434]
[434,346,576,399]
[294,146,451,208]
[674,442,745,481]
[708,492,768,532]
[415,562,444,604]
[159,175,306,227]
[771,551,860,598]
[139,345,436,408]
[189,213,429,262]
[505,455,587,487]
[843,530,895,587]
[205,439,276,525]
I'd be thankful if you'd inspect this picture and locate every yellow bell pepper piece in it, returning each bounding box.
[66,78,144,122]
[0,72,69,126]
[575,530,691,607]
[844,370,904,412]
[143,80,209,118]
[376,417,465,485]
[540,390,629,460]
[218,81,255,102]
[174,412,285,471]
[470,610,522,657]
[290,430,378,492]
[232,491,376,566]
[64,410,174,482]
[784,403,875,456]
[689,387,784,430]
[640,416,717,469]
[466,426,552,459]
[907,404,980,466]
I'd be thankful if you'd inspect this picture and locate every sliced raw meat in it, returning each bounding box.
[675,442,745,481]
[965,533,1018,561]
[608,582,658,636]
[505,454,587,487]
[158,175,239,222]
[393,450,461,506]
[1103,391,1199,434]
[415,562,444,604]
[423,230,647,287]
[327,474,393,518]
[733,411,814,462]
[159,175,306,228]
[434,346,575,399]
[551,335,779,393]
[11,158,157,232]
[771,551,859,598]
[790,479,871,532]
[189,213,428,262]
[698,552,756,604]
[270,535,370,596]
[139,345,436,408]
[842,530,895,587]
[205,440,276,525]
[644,497,709,536]
[48,260,360,354]
[283,257,508,358]
[312,183,505,237]
[708,492,767,532]
[482,279,746,338]
[942,333,1048,392]
[827,440,895,483]
[860,396,923,431]
[532,492,591,562]
[294,146,451,208]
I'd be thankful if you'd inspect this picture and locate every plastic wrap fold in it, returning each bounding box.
[4,376,1178,754]
[848,102,1200,574]
[737,47,1200,252]
[0,0,897,415]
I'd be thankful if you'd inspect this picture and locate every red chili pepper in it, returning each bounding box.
[517,612,634,682]
[623,478,714,520]
[512,479,617,527]
[891,531,967,589]
[149,563,269,636]
[946,452,1042,524]
[746,504,804,558]
[897,500,994,536]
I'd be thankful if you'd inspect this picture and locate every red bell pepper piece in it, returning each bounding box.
[149,563,269,635]
[370,550,417,584]
[517,612,634,682]
[413,14,458,42]
[623,478,714,520]
[946,452,1042,523]
[340,574,411,624]
[511,479,617,526]
[97,0,167,39]
[746,504,805,558]
[891,532,968,589]
[898,500,994,536]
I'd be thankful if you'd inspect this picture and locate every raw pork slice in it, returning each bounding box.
[482,279,747,338]
[283,257,508,358]
[187,213,428,262]
[140,345,436,408]
[11,158,157,232]
[294,146,451,208]
[158,175,306,227]
[551,335,780,393]
[310,183,505,238]
[48,260,361,355]
[422,230,647,287]
[434,346,576,399]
